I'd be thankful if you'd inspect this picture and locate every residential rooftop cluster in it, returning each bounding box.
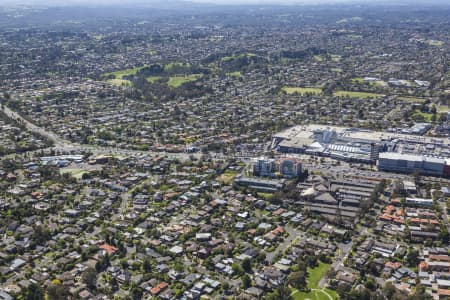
[0,108,51,156]
[0,2,450,300]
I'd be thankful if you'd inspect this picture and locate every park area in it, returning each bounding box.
[103,66,145,86]
[291,262,339,300]
[167,74,202,88]
[59,168,87,179]
[103,63,202,88]
[333,91,382,98]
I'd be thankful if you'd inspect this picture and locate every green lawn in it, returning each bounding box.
[374,81,388,87]
[257,192,274,200]
[411,109,433,122]
[426,40,444,46]
[437,105,449,113]
[351,78,365,84]
[103,66,147,86]
[308,262,331,287]
[224,169,239,175]
[282,87,323,95]
[103,66,146,79]
[351,78,387,87]
[292,289,338,300]
[221,52,256,62]
[168,74,202,88]
[331,55,341,62]
[218,172,238,184]
[397,96,425,103]
[291,262,339,300]
[106,79,132,87]
[314,55,324,62]
[60,169,87,179]
[146,76,162,83]
[313,54,342,62]
[226,71,242,77]
[333,91,382,98]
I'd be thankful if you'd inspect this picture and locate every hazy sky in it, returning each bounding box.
[0,0,369,5]
[1,0,445,6]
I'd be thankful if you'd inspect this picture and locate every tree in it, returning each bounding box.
[337,282,352,298]
[364,277,377,291]
[120,258,129,269]
[439,225,450,243]
[241,274,251,289]
[383,282,397,299]
[82,267,98,290]
[297,259,307,273]
[131,285,143,300]
[23,282,44,300]
[256,252,266,263]
[348,287,372,300]
[430,105,437,114]
[265,285,293,300]
[47,283,69,300]
[222,281,230,292]
[366,261,380,277]
[241,258,252,273]
[326,267,337,279]
[38,165,60,181]
[305,255,318,268]
[232,262,244,276]
[32,226,52,245]
[1,158,18,172]
[411,284,433,300]
[288,271,307,290]
[406,247,419,267]
[95,253,110,272]
[142,258,152,273]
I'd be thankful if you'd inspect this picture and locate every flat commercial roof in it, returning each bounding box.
[328,144,366,153]
[279,137,314,148]
[379,152,445,163]
[273,124,346,140]
[345,129,448,146]
[275,125,450,147]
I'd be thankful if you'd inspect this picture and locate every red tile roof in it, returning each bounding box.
[99,243,118,255]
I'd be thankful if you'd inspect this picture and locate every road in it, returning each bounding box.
[1,104,201,161]
[317,227,368,287]
[266,224,304,263]
[5,103,450,186]
[2,104,68,147]
[113,192,130,221]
